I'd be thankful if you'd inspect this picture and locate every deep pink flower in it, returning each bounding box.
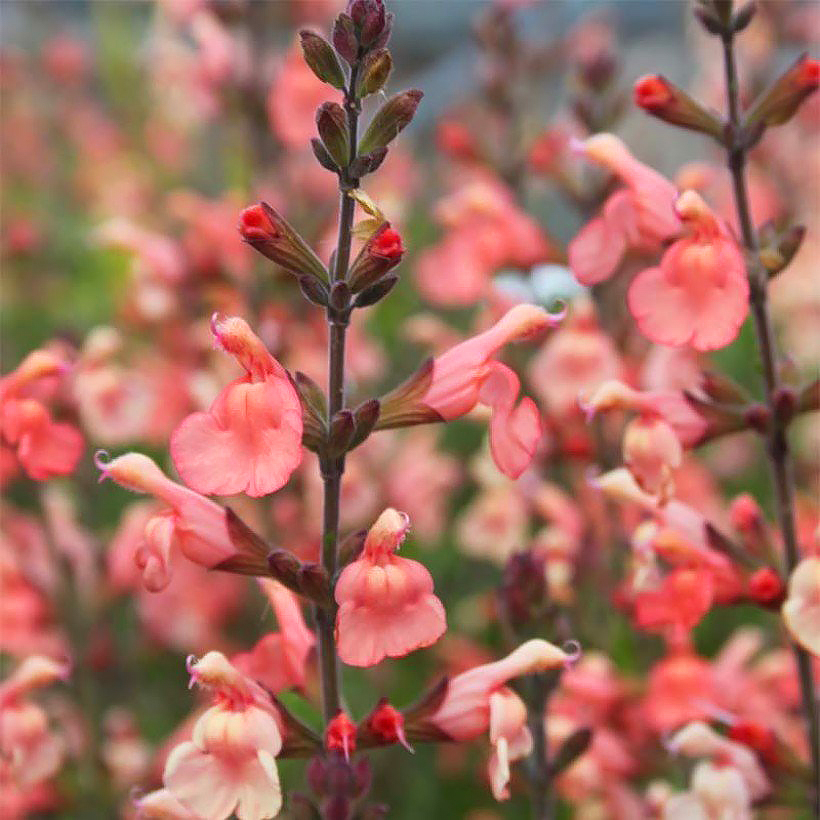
[628,190,749,351]
[568,133,680,285]
[170,315,302,498]
[334,508,446,667]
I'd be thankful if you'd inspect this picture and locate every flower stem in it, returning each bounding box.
[721,32,820,815]
[316,61,361,725]
[526,672,555,820]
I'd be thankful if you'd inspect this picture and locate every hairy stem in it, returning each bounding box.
[316,61,361,725]
[721,33,820,814]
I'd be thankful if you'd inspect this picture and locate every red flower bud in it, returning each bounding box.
[728,722,778,765]
[634,74,723,139]
[326,711,357,761]
[238,201,329,284]
[747,567,786,609]
[370,226,403,260]
[367,699,412,751]
[347,223,404,292]
[239,204,279,243]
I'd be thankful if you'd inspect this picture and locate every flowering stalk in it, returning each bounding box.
[315,57,362,727]
[718,19,820,814]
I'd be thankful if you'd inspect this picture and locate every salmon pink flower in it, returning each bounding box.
[628,190,749,351]
[667,720,769,800]
[232,580,315,693]
[1,399,83,481]
[622,414,683,500]
[568,133,680,285]
[0,656,69,791]
[414,639,577,801]
[96,451,261,590]
[170,315,303,498]
[582,379,707,448]
[425,639,577,742]
[782,557,820,656]
[334,508,446,667]
[380,304,560,478]
[163,652,283,820]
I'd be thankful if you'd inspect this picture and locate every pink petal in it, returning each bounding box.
[568,206,628,285]
[171,377,302,498]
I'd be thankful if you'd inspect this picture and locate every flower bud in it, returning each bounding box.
[745,54,820,131]
[353,275,398,308]
[634,74,723,139]
[299,30,346,90]
[747,567,786,609]
[347,223,404,292]
[349,0,392,50]
[332,14,359,64]
[693,0,732,35]
[238,202,329,284]
[317,102,351,169]
[357,90,423,156]
[366,698,412,751]
[356,48,392,98]
[326,711,357,761]
[348,147,388,179]
[328,410,356,457]
[348,399,380,449]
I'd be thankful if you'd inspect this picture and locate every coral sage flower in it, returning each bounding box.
[171,315,303,498]
[568,133,680,285]
[628,190,749,351]
[162,652,283,820]
[415,639,578,802]
[96,451,255,591]
[334,508,446,667]
[380,304,560,479]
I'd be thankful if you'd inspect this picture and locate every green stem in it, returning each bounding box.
[721,33,820,816]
